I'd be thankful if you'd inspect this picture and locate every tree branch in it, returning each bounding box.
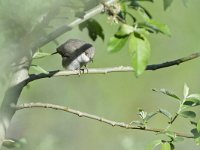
[27,52,200,83]
[12,102,194,139]
[32,0,116,52]
[0,55,31,146]
[146,52,200,70]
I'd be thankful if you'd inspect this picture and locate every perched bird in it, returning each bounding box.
[53,39,95,70]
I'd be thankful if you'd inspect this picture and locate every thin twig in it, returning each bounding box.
[12,102,194,139]
[27,52,200,83]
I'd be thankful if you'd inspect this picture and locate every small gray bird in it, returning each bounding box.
[54,39,95,70]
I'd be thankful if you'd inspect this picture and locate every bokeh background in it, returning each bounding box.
[0,0,200,149]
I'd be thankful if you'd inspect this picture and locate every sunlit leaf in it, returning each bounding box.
[197,120,200,133]
[183,83,189,99]
[129,33,151,76]
[186,94,200,101]
[146,20,171,36]
[180,111,196,118]
[107,36,128,52]
[115,24,134,36]
[162,142,171,150]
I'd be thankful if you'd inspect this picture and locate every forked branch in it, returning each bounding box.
[13,102,194,139]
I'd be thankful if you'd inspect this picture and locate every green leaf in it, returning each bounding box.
[129,33,151,76]
[115,24,134,37]
[147,20,171,36]
[152,88,180,101]
[162,142,171,150]
[195,137,200,145]
[183,100,200,107]
[145,112,158,121]
[147,140,162,150]
[186,94,200,101]
[169,143,175,150]
[191,129,200,145]
[137,7,150,21]
[190,121,197,126]
[163,0,173,10]
[191,128,200,138]
[33,51,51,59]
[159,109,172,120]
[180,111,196,118]
[107,36,128,52]
[183,83,189,99]
[197,120,200,132]
[31,65,49,74]
[79,19,104,41]
[3,138,27,149]
[184,94,200,107]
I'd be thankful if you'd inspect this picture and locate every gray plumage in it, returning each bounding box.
[56,39,95,70]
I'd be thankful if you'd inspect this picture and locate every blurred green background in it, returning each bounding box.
[0,0,200,150]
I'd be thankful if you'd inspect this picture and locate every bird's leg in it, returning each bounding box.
[77,69,84,76]
[84,65,89,73]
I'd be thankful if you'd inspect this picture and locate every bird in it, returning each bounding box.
[53,39,95,70]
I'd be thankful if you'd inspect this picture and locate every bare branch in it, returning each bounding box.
[27,52,200,83]
[13,102,194,139]
[146,52,200,70]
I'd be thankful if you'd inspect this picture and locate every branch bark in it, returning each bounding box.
[0,56,31,146]
[27,52,200,83]
[13,102,194,139]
